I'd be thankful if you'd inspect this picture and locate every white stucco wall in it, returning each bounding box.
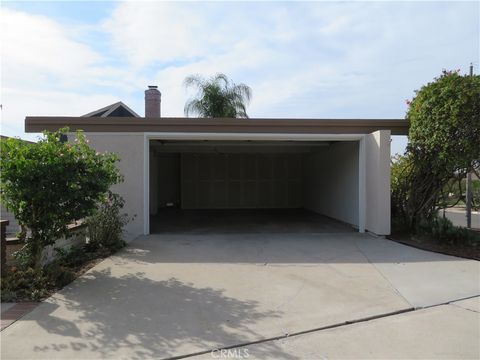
[78,133,145,241]
[304,141,360,227]
[365,130,391,235]
[180,153,303,209]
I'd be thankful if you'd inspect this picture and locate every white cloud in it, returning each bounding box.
[1,8,100,88]
[102,1,478,121]
[1,87,119,140]
[0,7,139,138]
[103,2,214,68]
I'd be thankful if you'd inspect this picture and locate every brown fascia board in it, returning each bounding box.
[25,117,409,135]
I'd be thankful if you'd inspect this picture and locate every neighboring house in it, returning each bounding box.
[25,86,409,239]
[81,101,140,118]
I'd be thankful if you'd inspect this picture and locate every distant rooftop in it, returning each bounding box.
[81,101,140,118]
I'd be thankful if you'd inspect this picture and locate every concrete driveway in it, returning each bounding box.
[1,232,479,359]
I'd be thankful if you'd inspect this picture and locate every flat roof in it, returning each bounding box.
[25,117,409,135]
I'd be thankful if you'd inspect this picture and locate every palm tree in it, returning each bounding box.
[183,73,252,118]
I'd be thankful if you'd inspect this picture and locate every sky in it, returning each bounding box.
[1,1,479,156]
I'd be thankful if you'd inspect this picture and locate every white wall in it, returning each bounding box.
[304,142,360,227]
[180,153,303,209]
[365,130,391,235]
[79,133,145,240]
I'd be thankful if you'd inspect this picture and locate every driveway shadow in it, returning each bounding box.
[29,268,297,359]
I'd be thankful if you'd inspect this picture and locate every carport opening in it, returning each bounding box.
[148,140,359,233]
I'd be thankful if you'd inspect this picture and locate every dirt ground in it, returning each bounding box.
[388,232,480,261]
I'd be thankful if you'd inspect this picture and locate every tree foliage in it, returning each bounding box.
[394,70,480,229]
[0,129,122,269]
[184,73,252,118]
[408,70,480,173]
[86,191,131,253]
[390,154,413,224]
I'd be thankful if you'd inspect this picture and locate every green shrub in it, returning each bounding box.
[2,254,83,301]
[418,216,480,247]
[85,191,131,254]
[0,268,52,302]
[391,154,413,225]
[43,263,76,288]
[12,242,36,269]
[0,128,122,270]
[54,245,93,268]
[1,206,131,302]
[3,245,92,301]
[401,70,480,229]
[1,290,17,302]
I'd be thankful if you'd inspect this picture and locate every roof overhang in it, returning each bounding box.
[25,117,409,135]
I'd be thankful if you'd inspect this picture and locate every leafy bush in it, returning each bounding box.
[43,263,77,288]
[0,128,122,269]
[3,245,96,302]
[54,245,94,268]
[408,70,480,174]
[418,216,480,247]
[0,268,52,302]
[395,70,480,229]
[85,191,131,254]
[0,264,78,302]
[391,154,413,225]
[1,194,132,302]
[12,242,37,269]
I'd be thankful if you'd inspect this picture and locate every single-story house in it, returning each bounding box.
[25,86,409,239]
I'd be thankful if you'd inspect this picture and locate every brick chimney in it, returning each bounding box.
[145,85,161,118]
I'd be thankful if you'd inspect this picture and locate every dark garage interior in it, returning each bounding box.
[149,140,359,233]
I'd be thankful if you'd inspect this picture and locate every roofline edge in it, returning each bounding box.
[25,117,409,136]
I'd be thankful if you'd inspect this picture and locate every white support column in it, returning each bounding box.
[365,130,391,235]
[358,136,366,233]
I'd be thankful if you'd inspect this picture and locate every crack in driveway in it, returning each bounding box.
[168,295,480,360]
